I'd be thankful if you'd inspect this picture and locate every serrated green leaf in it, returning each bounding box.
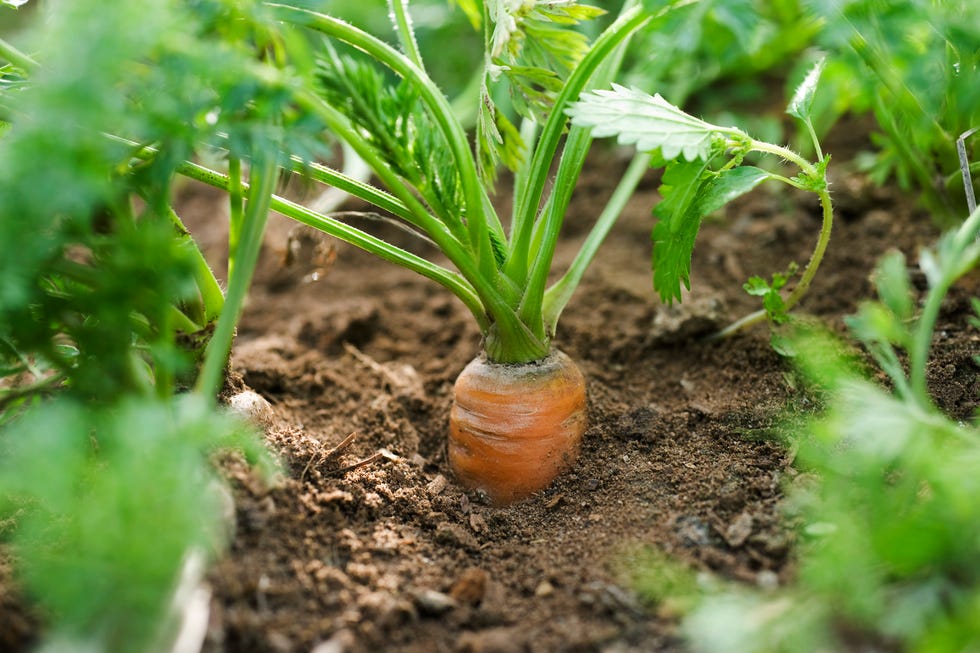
[743,276,770,296]
[652,164,770,303]
[568,84,737,161]
[787,57,826,122]
[651,160,711,303]
[697,165,770,215]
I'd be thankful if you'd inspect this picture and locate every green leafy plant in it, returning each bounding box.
[683,204,980,652]
[132,0,706,504]
[1,1,283,649]
[805,0,980,222]
[619,0,818,113]
[568,58,834,334]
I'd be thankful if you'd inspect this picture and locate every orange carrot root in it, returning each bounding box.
[448,350,587,505]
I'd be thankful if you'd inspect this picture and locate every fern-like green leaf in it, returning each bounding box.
[316,49,463,219]
[477,87,525,186]
[487,1,603,121]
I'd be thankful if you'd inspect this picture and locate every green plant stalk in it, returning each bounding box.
[518,125,595,338]
[712,140,835,338]
[909,205,980,403]
[166,206,224,327]
[154,298,177,399]
[194,151,278,400]
[228,156,244,280]
[170,157,492,333]
[543,151,652,329]
[387,0,424,69]
[0,36,39,73]
[507,4,650,287]
[287,157,414,223]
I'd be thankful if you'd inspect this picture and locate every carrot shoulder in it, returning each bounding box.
[448,350,587,505]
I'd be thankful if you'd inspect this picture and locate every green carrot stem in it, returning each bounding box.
[518,125,595,338]
[507,5,650,286]
[387,0,424,69]
[165,206,224,326]
[171,158,492,334]
[195,151,278,400]
[543,151,652,330]
[264,3,493,270]
[228,156,244,280]
[287,156,412,222]
[783,186,834,311]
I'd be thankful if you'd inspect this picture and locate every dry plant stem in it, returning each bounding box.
[332,448,400,476]
[448,350,587,506]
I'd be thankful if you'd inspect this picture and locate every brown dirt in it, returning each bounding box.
[3,122,978,653]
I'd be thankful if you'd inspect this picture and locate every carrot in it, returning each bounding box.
[448,350,587,505]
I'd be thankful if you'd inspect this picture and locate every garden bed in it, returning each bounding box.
[196,137,971,651]
[2,131,976,653]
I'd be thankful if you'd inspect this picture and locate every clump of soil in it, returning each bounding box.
[3,129,976,652]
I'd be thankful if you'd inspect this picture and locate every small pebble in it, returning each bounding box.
[757,570,780,590]
[450,567,488,605]
[724,512,754,548]
[413,589,457,615]
[456,627,523,653]
[534,581,554,597]
[227,390,275,426]
[426,474,448,496]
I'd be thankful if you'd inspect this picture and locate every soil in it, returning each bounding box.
[3,121,978,653]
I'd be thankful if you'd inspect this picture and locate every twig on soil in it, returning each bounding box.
[323,430,359,461]
[329,448,401,476]
[299,431,357,482]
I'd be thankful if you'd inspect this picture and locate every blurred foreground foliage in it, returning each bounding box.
[1,1,282,649]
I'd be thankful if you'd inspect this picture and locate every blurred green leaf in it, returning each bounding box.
[786,56,825,122]
[0,395,277,651]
